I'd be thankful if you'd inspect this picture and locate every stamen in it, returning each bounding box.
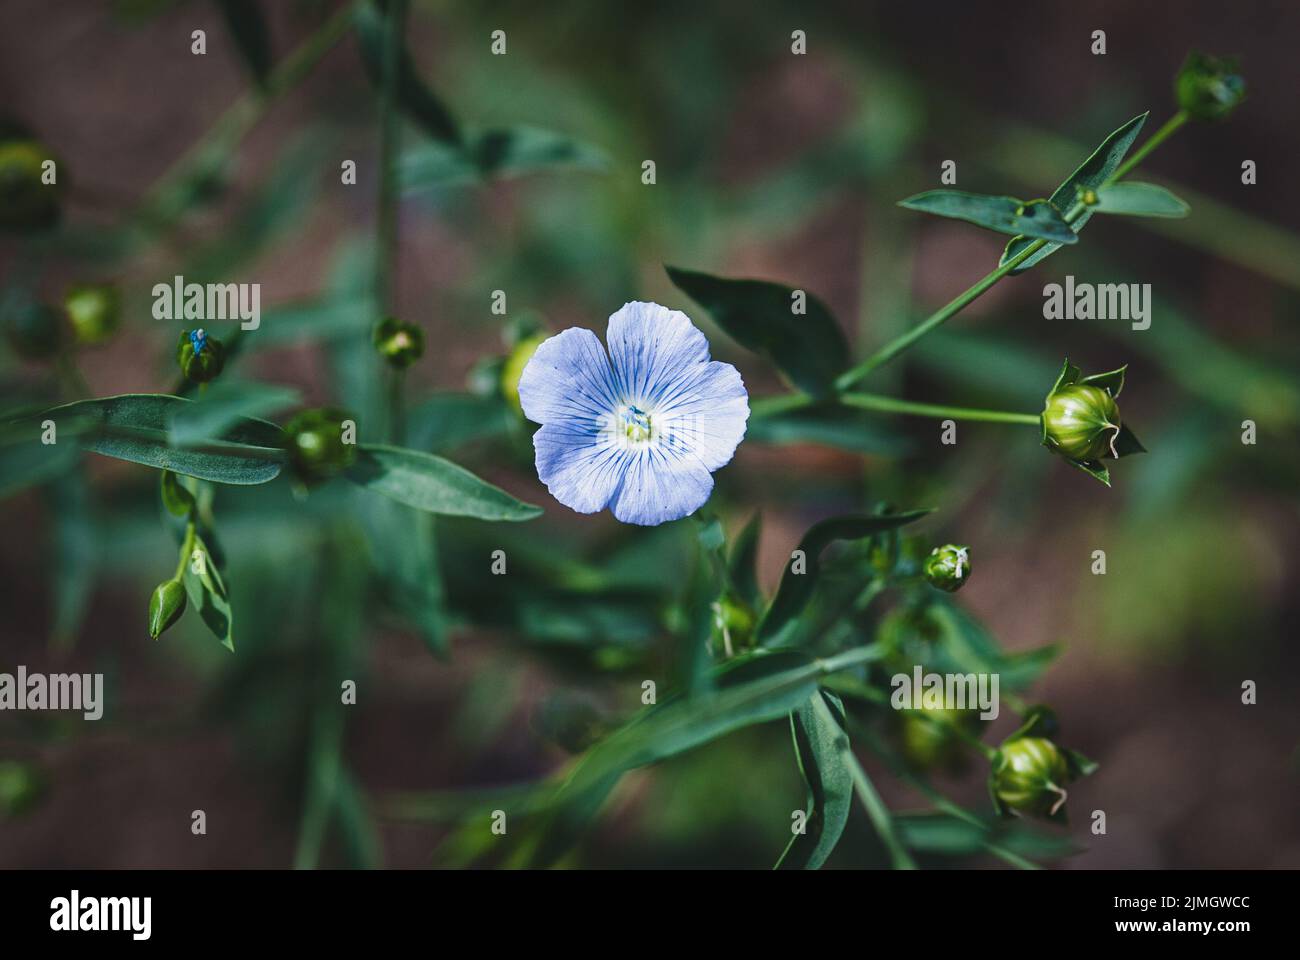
[621,404,653,443]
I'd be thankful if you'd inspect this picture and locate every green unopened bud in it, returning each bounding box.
[284,407,357,485]
[372,316,425,369]
[501,333,546,414]
[1042,384,1120,462]
[176,328,226,383]
[898,705,975,773]
[924,543,971,592]
[0,140,62,231]
[148,579,187,639]
[710,592,756,657]
[4,302,64,360]
[64,282,120,345]
[991,737,1069,819]
[1176,52,1245,121]
[0,760,45,819]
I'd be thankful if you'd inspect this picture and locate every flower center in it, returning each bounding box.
[620,404,654,444]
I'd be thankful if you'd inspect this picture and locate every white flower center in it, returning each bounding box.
[619,404,654,444]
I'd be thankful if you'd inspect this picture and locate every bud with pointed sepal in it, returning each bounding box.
[148,579,187,639]
[176,328,226,383]
[0,140,63,231]
[284,407,357,485]
[1041,360,1145,486]
[898,704,978,774]
[710,590,757,657]
[988,708,1097,823]
[924,543,971,592]
[1176,52,1245,122]
[372,316,425,369]
[64,282,121,345]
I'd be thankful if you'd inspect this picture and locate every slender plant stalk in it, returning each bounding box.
[173,521,197,580]
[839,392,1040,424]
[833,242,1041,391]
[376,0,407,444]
[828,110,1190,393]
[812,693,916,869]
[1111,109,1188,182]
[137,1,360,230]
[849,720,1038,870]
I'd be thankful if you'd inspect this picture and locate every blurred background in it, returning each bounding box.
[1,0,1298,868]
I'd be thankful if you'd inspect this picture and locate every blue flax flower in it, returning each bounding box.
[518,301,749,526]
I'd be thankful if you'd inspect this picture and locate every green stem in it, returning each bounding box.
[387,368,407,444]
[839,392,1040,425]
[173,521,197,581]
[376,1,406,444]
[834,242,1041,391]
[850,719,1038,870]
[54,354,90,399]
[833,109,1188,392]
[1110,109,1188,183]
[812,693,915,869]
[374,0,405,311]
[137,1,359,231]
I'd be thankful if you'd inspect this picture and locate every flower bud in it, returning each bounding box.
[500,332,546,414]
[176,328,226,383]
[148,579,187,639]
[0,760,44,819]
[4,302,64,361]
[1176,52,1245,121]
[0,140,62,231]
[372,316,425,369]
[924,543,971,592]
[63,282,120,345]
[991,737,1070,819]
[1042,384,1120,463]
[284,407,357,485]
[898,705,975,773]
[710,591,757,657]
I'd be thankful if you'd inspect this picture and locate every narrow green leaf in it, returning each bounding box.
[777,690,853,869]
[758,510,930,643]
[899,191,1078,243]
[406,392,512,454]
[1000,112,1149,274]
[666,266,850,398]
[345,443,542,521]
[38,395,284,485]
[181,533,234,651]
[167,381,300,447]
[401,125,609,190]
[353,0,461,144]
[214,0,272,87]
[1093,181,1189,218]
[560,645,884,800]
[48,471,96,650]
[728,512,763,610]
[0,432,82,500]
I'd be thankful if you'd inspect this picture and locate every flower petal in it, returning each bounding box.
[610,445,716,526]
[533,426,628,515]
[517,326,619,426]
[654,360,749,472]
[606,301,711,407]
